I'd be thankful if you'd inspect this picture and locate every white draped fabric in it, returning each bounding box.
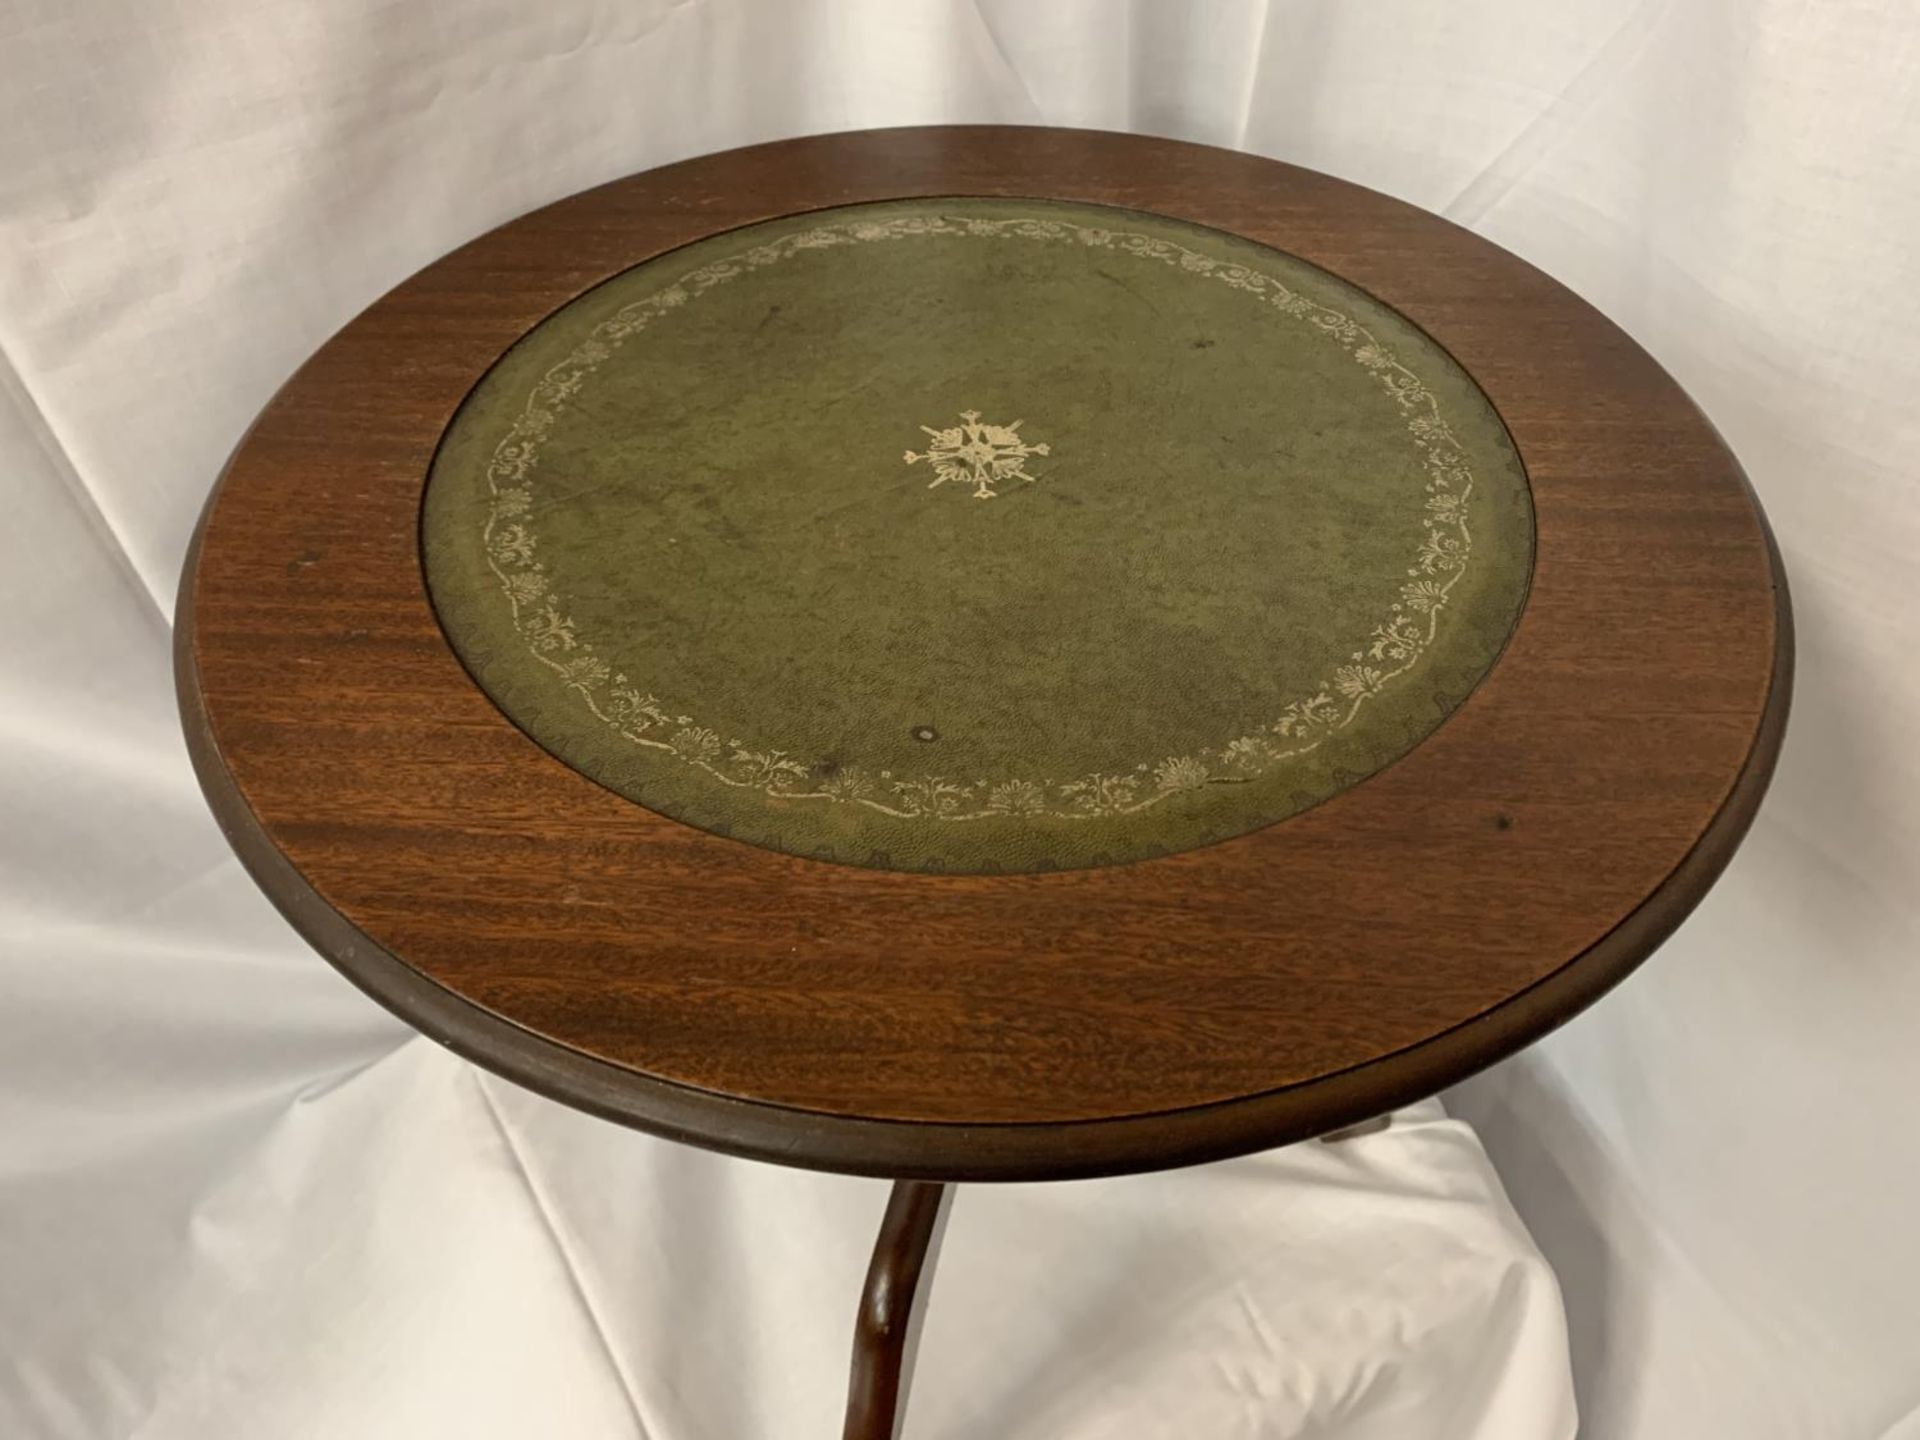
[4,4,1914,1436]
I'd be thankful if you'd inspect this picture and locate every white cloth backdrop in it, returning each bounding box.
[2,2,1915,1436]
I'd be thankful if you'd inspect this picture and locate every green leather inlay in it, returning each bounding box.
[422,198,1533,872]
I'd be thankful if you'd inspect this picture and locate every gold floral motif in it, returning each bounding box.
[474,210,1483,825]
[986,779,1047,814]
[1153,756,1211,793]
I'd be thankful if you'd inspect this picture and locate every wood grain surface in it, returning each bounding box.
[177,126,1789,1181]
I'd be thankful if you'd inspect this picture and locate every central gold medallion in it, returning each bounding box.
[904,410,1050,500]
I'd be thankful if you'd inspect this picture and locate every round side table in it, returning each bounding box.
[177,127,1789,1439]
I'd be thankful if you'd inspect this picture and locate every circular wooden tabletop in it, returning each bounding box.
[177,127,1789,1181]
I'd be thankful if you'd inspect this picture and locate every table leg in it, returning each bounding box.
[842,1180,953,1440]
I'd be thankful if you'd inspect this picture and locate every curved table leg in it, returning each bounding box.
[843,1181,953,1440]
